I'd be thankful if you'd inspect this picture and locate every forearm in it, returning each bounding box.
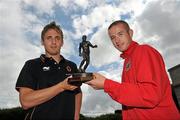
[104,79,161,108]
[20,82,64,110]
[74,92,82,120]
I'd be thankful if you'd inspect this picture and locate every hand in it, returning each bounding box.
[60,77,77,91]
[74,114,79,120]
[94,45,98,48]
[85,73,106,90]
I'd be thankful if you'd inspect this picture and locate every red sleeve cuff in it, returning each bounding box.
[104,79,111,93]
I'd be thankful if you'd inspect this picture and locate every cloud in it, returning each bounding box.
[0,0,79,108]
[135,0,180,68]
[56,0,107,11]
[81,87,122,116]
[0,0,42,108]
[81,62,124,115]
[1,0,180,117]
[72,4,123,37]
[90,26,120,67]
[61,30,77,57]
[22,0,55,15]
[74,0,89,8]
[69,0,154,67]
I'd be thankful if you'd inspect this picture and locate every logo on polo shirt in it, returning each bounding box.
[43,66,50,71]
[125,59,131,71]
[66,66,72,72]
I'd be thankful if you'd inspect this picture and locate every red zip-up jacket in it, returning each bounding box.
[104,41,180,120]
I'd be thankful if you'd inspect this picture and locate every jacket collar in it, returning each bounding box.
[120,41,138,59]
[40,54,65,64]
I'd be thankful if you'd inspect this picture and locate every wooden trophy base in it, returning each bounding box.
[68,73,93,86]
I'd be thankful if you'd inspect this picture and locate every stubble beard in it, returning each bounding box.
[45,48,60,57]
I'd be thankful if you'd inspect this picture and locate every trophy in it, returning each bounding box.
[68,35,97,86]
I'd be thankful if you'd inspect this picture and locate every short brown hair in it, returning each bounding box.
[108,20,130,31]
[41,21,63,41]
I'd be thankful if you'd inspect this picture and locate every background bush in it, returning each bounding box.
[0,107,122,120]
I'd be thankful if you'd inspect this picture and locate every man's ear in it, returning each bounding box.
[129,29,133,38]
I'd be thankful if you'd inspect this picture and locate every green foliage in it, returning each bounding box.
[0,107,122,120]
[80,113,122,120]
[0,107,26,120]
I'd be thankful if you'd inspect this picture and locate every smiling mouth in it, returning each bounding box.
[51,46,57,48]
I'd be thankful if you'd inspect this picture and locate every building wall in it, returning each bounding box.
[168,64,180,110]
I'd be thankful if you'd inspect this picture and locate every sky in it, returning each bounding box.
[0,0,180,116]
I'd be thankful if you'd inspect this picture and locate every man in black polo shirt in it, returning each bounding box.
[16,21,82,120]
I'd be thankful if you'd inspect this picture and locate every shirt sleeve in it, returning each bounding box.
[104,45,169,108]
[15,60,38,91]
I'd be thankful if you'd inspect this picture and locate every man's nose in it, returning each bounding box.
[114,37,120,43]
[51,38,56,44]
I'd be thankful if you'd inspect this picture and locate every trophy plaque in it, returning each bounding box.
[68,35,97,86]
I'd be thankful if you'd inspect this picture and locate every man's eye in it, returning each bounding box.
[118,33,123,36]
[47,36,52,40]
[55,36,61,40]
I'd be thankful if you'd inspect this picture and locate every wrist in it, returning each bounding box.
[58,82,65,91]
[104,79,109,92]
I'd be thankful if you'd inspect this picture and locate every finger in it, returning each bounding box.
[73,87,78,90]
[85,81,91,84]
[70,86,77,90]
[91,85,96,89]
[93,75,96,79]
[93,86,98,90]
[87,82,94,86]
[92,85,100,90]
[67,75,72,79]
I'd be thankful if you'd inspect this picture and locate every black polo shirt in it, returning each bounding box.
[16,54,81,120]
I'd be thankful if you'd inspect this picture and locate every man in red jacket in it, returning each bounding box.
[86,20,180,120]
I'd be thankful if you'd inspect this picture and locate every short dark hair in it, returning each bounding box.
[41,21,63,41]
[108,20,130,31]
